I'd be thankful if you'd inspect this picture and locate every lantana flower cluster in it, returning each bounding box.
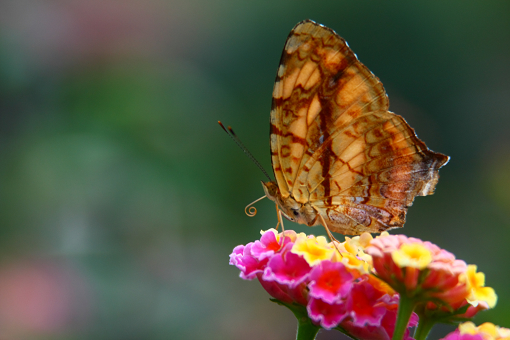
[365,233,497,339]
[366,234,497,315]
[440,322,510,340]
[230,229,417,339]
[229,230,499,340]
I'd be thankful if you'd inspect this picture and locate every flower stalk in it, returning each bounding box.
[413,316,435,340]
[295,314,321,340]
[392,296,417,340]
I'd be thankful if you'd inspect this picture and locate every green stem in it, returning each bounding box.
[414,316,435,340]
[392,296,416,340]
[295,315,320,340]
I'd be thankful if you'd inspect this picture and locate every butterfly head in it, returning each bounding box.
[261,181,318,227]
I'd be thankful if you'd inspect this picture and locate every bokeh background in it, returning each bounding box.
[0,1,509,339]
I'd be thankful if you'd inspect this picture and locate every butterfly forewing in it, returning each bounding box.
[268,20,449,235]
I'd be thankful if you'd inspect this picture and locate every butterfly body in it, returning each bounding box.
[262,180,319,227]
[266,20,449,235]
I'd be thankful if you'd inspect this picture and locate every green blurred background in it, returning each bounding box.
[0,1,509,339]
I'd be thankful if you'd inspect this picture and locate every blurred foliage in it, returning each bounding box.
[0,0,509,339]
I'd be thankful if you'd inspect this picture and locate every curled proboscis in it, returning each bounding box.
[244,195,266,218]
[245,205,257,217]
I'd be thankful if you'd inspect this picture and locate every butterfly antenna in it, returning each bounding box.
[218,121,272,182]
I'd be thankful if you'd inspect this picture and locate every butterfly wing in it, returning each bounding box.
[270,20,449,235]
[310,114,450,235]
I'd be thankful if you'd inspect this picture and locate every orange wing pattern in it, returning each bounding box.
[265,20,449,235]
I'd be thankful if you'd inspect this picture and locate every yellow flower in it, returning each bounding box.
[343,237,359,255]
[291,235,334,266]
[379,231,390,237]
[458,322,510,340]
[459,321,481,335]
[497,326,510,339]
[327,236,373,275]
[463,265,498,308]
[391,243,432,269]
[336,251,371,274]
[477,322,499,337]
[348,232,373,250]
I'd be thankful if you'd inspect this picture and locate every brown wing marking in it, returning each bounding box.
[307,115,448,204]
[297,111,396,199]
[305,112,448,234]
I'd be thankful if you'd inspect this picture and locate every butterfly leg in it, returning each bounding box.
[319,214,342,256]
[274,205,280,230]
[275,204,289,252]
[276,203,285,232]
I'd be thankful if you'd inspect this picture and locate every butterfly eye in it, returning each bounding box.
[291,209,300,217]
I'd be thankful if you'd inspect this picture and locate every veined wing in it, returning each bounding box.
[270,20,448,235]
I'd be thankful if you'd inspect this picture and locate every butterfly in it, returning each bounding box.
[260,19,449,236]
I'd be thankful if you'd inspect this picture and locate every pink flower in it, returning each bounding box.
[229,243,268,280]
[308,297,348,329]
[342,308,418,340]
[340,276,418,340]
[441,332,485,340]
[256,274,294,304]
[308,261,353,304]
[263,243,312,289]
[306,274,409,334]
[346,278,391,327]
[251,229,295,260]
[257,273,309,305]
